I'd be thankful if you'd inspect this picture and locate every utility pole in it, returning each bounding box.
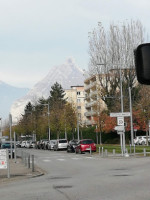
[129,87,134,146]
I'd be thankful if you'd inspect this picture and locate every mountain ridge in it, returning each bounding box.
[11,58,84,122]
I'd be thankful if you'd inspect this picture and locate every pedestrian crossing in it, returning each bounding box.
[37,155,96,163]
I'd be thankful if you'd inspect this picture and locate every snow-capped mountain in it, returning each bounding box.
[11,58,84,122]
[0,81,29,120]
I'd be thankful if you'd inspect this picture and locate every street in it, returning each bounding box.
[0,149,150,200]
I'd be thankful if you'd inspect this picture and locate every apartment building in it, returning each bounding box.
[65,86,86,125]
[84,75,106,126]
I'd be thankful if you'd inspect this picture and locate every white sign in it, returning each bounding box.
[117,117,124,126]
[110,112,131,117]
[114,126,125,131]
[0,149,7,169]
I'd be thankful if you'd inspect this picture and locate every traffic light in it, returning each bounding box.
[134,43,150,85]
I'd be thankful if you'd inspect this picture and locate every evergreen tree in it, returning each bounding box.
[49,82,66,108]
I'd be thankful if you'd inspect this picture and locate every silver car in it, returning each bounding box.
[48,140,57,150]
[54,139,68,151]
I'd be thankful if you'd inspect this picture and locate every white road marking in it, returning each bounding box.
[43,159,51,162]
[57,159,65,161]
[71,157,81,160]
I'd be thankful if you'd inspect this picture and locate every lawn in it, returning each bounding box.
[96,144,150,154]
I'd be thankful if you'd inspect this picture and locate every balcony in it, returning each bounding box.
[85,101,97,108]
[84,110,97,117]
[86,120,97,126]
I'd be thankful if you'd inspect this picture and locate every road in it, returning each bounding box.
[0,149,150,200]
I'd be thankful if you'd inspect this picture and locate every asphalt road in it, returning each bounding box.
[0,149,150,200]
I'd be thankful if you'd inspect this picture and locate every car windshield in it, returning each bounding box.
[81,140,94,144]
[59,140,67,143]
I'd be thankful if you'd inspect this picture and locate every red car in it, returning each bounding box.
[75,139,96,154]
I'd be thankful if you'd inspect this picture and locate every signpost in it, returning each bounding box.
[117,117,124,126]
[0,149,10,178]
[110,112,130,117]
[0,149,7,169]
[110,112,131,156]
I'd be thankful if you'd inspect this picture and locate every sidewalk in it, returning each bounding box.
[0,158,44,185]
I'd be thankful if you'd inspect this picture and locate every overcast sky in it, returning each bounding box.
[0,0,150,88]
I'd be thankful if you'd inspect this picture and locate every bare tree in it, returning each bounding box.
[88,20,147,111]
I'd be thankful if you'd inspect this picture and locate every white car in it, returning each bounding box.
[21,141,26,148]
[134,136,150,145]
[139,136,150,145]
[54,139,68,151]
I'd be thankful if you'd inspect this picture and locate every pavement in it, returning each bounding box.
[0,158,44,186]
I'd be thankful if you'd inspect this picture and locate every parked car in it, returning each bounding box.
[75,139,96,154]
[25,141,32,148]
[30,141,36,148]
[134,136,150,145]
[139,136,150,145]
[1,142,15,158]
[21,141,26,148]
[67,139,78,153]
[54,139,68,151]
[48,140,57,150]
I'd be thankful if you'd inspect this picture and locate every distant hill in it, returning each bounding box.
[0,81,29,120]
[11,58,84,122]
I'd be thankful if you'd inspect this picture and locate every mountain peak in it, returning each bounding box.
[11,59,84,121]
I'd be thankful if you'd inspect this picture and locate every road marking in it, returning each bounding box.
[57,159,65,161]
[71,157,81,160]
[85,157,93,159]
[43,159,51,162]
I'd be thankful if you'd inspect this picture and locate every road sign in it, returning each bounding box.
[110,112,131,117]
[0,149,7,169]
[117,117,124,126]
[114,126,125,131]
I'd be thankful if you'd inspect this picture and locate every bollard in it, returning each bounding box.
[21,151,23,163]
[102,147,104,157]
[130,144,131,154]
[144,148,146,157]
[32,155,34,172]
[90,146,92,155]
[99,147,101,156]
[105,149,108,157]
[134,144,135,156]
[113,149,115,156]
[28,154,30,169]
[25,153,27,166]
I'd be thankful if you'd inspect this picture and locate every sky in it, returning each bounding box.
[0,0,150,88]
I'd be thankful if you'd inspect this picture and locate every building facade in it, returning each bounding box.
[84,75,106,126]
[65,86,86,125]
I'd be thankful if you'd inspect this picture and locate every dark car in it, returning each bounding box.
[1,142,15,158]
[67,139,78,153]
[75,139,96,154]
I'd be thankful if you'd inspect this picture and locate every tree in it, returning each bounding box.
[88,20,147,112]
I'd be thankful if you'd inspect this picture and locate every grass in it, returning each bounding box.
[96,144,150,154]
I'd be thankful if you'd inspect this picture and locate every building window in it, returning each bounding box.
[77,91,80,95]
[77,99,81,103]
[77,106,81,109]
